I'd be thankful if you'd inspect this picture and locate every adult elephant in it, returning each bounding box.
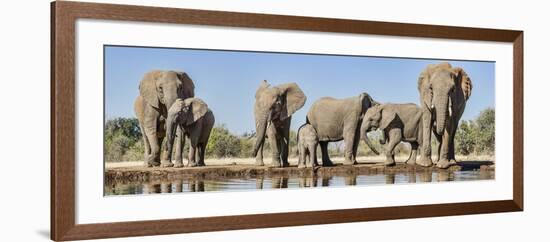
[417,62,472,168]
[134,70,195,167]
[306,93,379,166]
[253,80,306,167]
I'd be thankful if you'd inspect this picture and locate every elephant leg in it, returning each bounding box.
[448,118,459,165]
[198,143,206,166]
[298,145,306,168]
[140,125,151,167]
[280,117,291,167]
[144,130,161,167]
[158,119,173,168]
[436,126,452,169]
[342,133,356,165]
[255,139,264,166]
[418,109,434,167]
[311,143,319,167]
[307,143,318,168]
[384,129,401,166]
[433,131,442,164]
[405,142,418,165]
[173,127,185,168]
[202,143,207,166]
[267,123,281,167]
[187,145,197,167]
[305,149,311,168]
[351,129,361,164]
[160,137,174,168]
[320,141,333,166]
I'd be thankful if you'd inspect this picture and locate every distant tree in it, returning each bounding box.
[475,108,495,154]
[455,120,476,155]
[455,108,495,155]
[206,125,241,158]
[104,117,142,162]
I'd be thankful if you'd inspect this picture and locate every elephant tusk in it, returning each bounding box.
[448,96,453,117]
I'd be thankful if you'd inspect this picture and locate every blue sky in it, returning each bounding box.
[105,46,495,135]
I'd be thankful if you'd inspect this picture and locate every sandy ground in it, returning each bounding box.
[105,155,494,169]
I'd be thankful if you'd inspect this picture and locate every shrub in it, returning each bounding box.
[455,108,495,155]
[206,125,242,158]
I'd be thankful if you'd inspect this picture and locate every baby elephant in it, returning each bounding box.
[166,98,215,167]
[297,124,319,168]
[361,103,424,166]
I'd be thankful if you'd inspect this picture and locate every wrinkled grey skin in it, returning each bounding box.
[417,63,472,168]
[253,80,306,167]
[306,93,379,166]
[297,124,318,168]
[133,70,195,167]
[361,103,424,166]
[165,98,215,167]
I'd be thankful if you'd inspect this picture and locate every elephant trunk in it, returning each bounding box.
[164,96,178,116]
[165,113,178,162]
[434,94,449,135]
[253,111,270,157]
[360,123,380,155]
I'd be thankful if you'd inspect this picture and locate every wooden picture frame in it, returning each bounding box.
[51,1,523,241]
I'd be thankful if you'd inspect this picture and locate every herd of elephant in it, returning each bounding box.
[133,62,472,169]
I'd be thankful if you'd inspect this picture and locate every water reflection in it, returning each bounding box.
[105,168,495,196]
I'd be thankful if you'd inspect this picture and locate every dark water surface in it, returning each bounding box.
[104,169,494,196]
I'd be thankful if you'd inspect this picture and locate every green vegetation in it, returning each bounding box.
[104,108,494,162]
[104,118,143,162]
[455,108,495,155]
[205,124,243,158]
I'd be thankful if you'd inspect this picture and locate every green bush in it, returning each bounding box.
[104,117,143,162]
[206,125,242,158]
[455,108,495,155]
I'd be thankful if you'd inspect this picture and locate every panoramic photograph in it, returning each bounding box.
[103,46,495,195]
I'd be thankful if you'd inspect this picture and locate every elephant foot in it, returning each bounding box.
[255,158,265,166]
[173,162,184,168]
[342,160,355,166]
[384,160,396,166]
[405,155,417,165]
[146,161,160,167]
[267,162,282,168]
[322,160,335,167]
[449,159,457,165]
[160,161,174,168]
[436,159,452,169]
[188,162,198,167]
[417,156,433,167]
[197,162,206,167]
[298,163,306,169]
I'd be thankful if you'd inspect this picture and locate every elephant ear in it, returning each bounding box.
[453,67,473,101]
[379,106,396,130]
[176,72,195,98]
[184,98,209,126]
[359,92,378,113]
[276,82,306,119]
[255,80,270,100]
[139,71,162,108]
